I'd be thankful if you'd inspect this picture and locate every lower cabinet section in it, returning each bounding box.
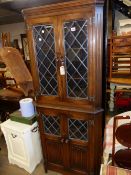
[37,107,103,175]
[69,144,88,173]
[0,119,42,173]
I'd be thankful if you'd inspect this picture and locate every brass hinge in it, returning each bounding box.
[89,17,95,24]
[27,24,32,30]
[89,120,94,126]
[89,96,95,102]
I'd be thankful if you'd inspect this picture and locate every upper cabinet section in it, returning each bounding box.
[23,0,104,109]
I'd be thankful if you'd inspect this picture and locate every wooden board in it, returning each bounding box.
[0,47,34,96]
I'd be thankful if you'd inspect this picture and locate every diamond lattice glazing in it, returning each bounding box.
[33,24,58,96]
[42,115,60,136]
[69,119,88,141]
[64,20,88,98]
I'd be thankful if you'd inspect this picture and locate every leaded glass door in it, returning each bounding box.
[38,110,65,169]
[37,108,92,174]
[66,113,92,174]
[59,13,94,103]
[32,18,60,97]
[30,14,95,105]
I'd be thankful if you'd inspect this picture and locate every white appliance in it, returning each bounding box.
[0,119,42,173]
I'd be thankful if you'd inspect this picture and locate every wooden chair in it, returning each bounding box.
[107,35,131,112]
[1,32,11,47]
[109,35,131,79]
[112,115,131,170]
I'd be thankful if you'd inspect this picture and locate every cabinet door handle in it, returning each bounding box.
[56,58,59,62]
[31,126,38,132]
[60,57,64,65]
[89,120,94,126]
[11,133,17,138]
[61,138,64,143]
[88,96,95,101]
[65,139,69,143]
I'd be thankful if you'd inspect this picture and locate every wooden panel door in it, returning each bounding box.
[37,109,65,171]
[37,107,93,174]
[65,112,93,174]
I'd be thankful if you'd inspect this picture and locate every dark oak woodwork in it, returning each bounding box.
[37,107,102,175]
[23,0,105,174]
[23,0,104,108]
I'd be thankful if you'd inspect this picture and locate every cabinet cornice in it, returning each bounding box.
[22,0,105,19]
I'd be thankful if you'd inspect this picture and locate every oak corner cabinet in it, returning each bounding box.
[23,0,105,174]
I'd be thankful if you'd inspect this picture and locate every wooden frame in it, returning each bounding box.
[20,34,30,61]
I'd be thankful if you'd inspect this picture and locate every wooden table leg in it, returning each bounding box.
[109,83,115,112]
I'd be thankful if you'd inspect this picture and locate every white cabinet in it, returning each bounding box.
[0,119,42,173]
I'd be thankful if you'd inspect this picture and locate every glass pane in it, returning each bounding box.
[63,19,88,98]
[69,118,88,141]
[33,24,58,96]
[42,114,60,136]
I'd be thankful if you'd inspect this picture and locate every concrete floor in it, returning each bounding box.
[0,135,61,175]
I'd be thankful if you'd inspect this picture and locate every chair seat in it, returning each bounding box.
[114,149,131,170]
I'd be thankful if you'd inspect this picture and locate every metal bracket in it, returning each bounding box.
[89,120,94,126]
[89,96,95,102]
[27,24,32,30]
[89,17,95,24]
